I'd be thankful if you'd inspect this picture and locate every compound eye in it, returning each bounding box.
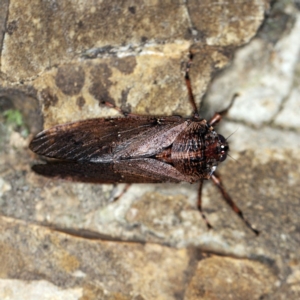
[218,135,229,162]
[218,134,226,144]
[219,152,227,162]
[220,144,229,153]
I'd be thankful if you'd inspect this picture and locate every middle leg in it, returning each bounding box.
[211,172,259,235]
[197,180,213,229]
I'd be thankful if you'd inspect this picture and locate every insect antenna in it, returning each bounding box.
[225,128,238,141]
[227,153,238,163]
[225,129,239,162]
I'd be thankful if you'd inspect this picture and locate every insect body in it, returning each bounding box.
[29,54,258,235]
[30,116,227,184]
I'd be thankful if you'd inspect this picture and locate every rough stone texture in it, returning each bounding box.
[2,0,300,299]
[184,256,277,300]
[0,217,193,300]
[1,0,268,129]
[2,0,267,81]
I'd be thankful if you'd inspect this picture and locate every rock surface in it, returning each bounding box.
[1,0,300,299]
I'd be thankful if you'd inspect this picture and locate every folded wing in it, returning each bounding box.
[32,158,195,183]
[29,116,185,162]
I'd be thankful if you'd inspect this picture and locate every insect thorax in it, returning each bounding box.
[155,120,229,180]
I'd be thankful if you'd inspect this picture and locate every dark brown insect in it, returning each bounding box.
[29,53,259,235]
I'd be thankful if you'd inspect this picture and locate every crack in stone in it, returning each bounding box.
[182,0,195,34]
[268,83,294,126]
[48,225,145,243]
[0,0,10,71]
[3,70,49,86]
[226,117,300,133]
[3,60,67,86]
[81,41,175,60]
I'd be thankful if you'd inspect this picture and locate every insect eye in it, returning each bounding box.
[219,153,227,162]
[218,135,229,162]
[218,134,226,144]
[220,144,229,152]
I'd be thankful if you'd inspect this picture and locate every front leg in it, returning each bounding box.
[208,93,239,126]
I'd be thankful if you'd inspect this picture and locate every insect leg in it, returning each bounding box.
[110,184,131,202]
[197,180,213,229]
[208,93,239,126]
[185,51,199,118]
[211,172,259,235]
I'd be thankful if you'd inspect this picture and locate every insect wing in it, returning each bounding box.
[29,116,185,161]
[32,158,191,184]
